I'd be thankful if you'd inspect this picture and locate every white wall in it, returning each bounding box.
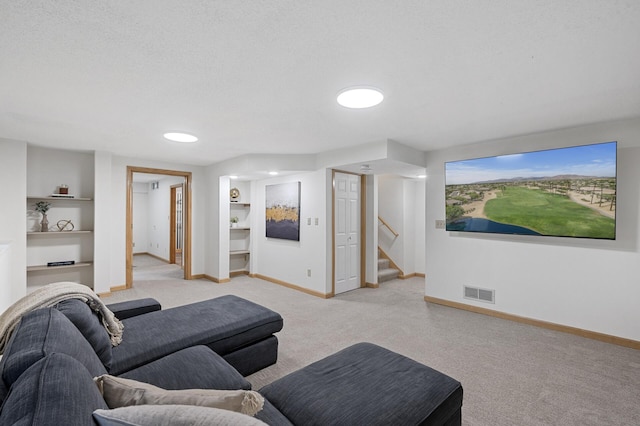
[0,242,12,312]
[425,117,640,341]
[413,179,426,274]
[26,146,94,197]
[254,170,330,294]
[364,175,379,284]
[0,138,27,310]
[94,151,112,293]
[132,182,149,254]
[147,176,183,260]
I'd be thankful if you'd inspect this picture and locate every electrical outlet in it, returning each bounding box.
[315,218,319,226]
[307,217,311,225]
[307,269,311,277]
[435,220,445,229]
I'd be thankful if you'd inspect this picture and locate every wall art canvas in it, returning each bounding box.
[266,181,301,241]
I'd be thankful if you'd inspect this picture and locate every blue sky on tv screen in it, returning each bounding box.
[445,142,617,185]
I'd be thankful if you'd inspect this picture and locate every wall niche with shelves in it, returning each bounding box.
[26,146,95,291]
[229,182,251,276]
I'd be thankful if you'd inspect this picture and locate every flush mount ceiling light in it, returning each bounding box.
[337,86,384,109]
[268,171,279,176]
[163,132,198,143]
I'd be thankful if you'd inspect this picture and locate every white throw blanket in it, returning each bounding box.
[0,282,124,355]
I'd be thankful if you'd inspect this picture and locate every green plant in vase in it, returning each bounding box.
[230,216,239,228]
[34,201,51,232]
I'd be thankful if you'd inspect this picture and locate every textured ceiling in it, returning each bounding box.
[1,1,640,167]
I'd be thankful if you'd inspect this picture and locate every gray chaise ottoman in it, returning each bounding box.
[110,295,283,376]
[259,342,463,425]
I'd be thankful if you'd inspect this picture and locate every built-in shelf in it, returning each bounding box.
[27,230,93,236]
[26,190,95,287]
[229,192,250,276]
[27,196,93,201]
[230,250,250,255]
[27,261,93,272]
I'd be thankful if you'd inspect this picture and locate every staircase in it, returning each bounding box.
[378,251,401,283]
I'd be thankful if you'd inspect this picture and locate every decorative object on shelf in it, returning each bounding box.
[230,187,240,202]
[34,201,51,232]
[230,216,239,228]
[265,181,301,241]
[56,219,75,232]
[58,184,69,195]
[47,260,75,267]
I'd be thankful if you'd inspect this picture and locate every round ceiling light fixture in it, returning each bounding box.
[337,86,384,109]
[163,132,198,143]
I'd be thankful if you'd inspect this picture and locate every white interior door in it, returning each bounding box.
[335,172,361,294]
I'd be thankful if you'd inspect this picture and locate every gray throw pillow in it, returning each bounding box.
[94,375,264,416]
[93,405,268,426]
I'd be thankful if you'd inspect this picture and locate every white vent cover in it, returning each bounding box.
[463,285,495,304]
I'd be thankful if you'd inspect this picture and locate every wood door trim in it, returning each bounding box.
[170,186,177,264]
[126,166,192,288]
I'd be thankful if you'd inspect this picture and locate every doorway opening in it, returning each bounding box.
[126,166,192,288]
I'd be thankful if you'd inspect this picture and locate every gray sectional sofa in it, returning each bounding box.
[0,295,463,425]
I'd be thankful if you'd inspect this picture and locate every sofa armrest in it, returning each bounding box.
[106,298,161,320]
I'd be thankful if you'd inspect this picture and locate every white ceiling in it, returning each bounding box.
[2,1,640,168]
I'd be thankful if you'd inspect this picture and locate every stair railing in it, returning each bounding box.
[378,216,399,237]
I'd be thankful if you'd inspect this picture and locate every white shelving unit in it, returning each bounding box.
[26,196,95,289]
[230,201,251,276]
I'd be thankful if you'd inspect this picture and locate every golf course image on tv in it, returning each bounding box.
[445,141,617,239]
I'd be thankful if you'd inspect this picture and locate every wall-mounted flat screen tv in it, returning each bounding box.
[445,141,617,239]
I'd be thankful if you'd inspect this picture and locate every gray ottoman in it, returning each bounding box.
[259,342,463,426]
[110,295,283,376]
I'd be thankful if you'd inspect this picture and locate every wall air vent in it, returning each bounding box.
[463,285,495,304]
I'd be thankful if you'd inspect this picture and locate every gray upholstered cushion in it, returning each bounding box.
[106,298,162,320]
[93,405,268,426]
[0,353,108,426]
[0,308,107,387]
[111,295,283,374]
[56,298,113,369]
[121,345,251,390]
[0,373,7,406]
[260,342,463,426]
[255,399,295,426]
